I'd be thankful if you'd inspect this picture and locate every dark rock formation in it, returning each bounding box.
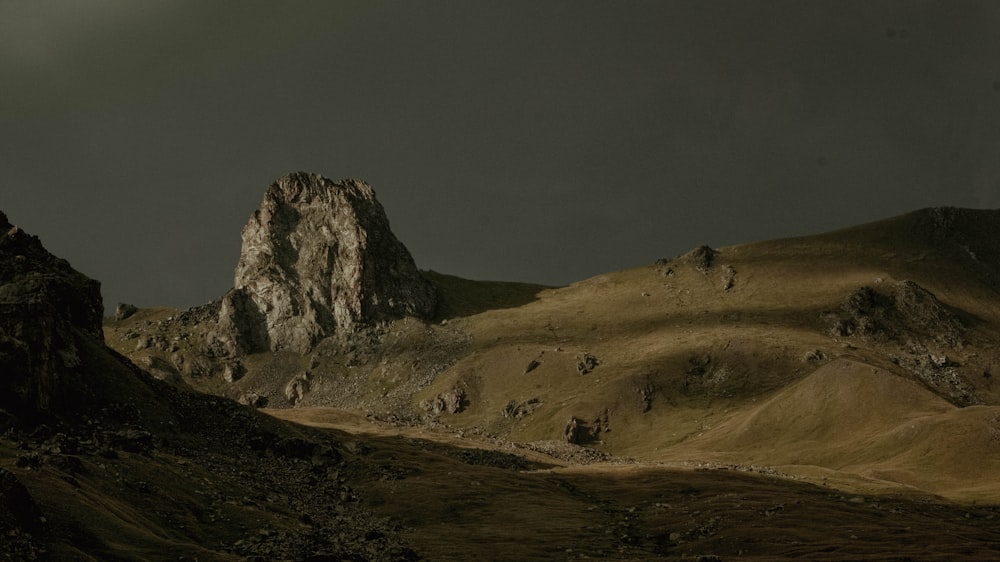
[501,398,541,419]
[284,372,311,405]
[216,173,436,354]
[523,358,541,374]
[419,387,466,415]
[0,211,104,420]
[829,281,964,345]
[136,355,185,386]
[634,382,654,413]
[564,417,581,443]
[577,353,600,375]
[685,245,716,273]
[237,391,269,408]
[721,264,736,291]
[803,349,826,363]
[564,412,610,445]
[893,280,965,346]
[653,258,675,277]
[222,361,245,383]
[0,467,44,559]
[114,302,138,321]
[827,280,976,405]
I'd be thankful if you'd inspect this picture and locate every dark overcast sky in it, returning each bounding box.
[2,1,1000,310]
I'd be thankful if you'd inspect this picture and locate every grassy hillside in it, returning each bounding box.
[105,207,1000,505]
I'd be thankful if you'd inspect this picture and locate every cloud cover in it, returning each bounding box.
[2,1,999,309]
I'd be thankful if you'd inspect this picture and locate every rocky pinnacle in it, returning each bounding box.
[216,172,436,354]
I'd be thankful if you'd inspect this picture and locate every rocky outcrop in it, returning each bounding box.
[284,372,311,406]
[114,302,138,321]
[686,245,716,273]
[0,211,104,420]
[828,281,965,346]
[564,410,610,445]
[501,397,541,419]
[216,173,436,354]
[825,280,977,406]
[419,387,466,415]
[237,391,268,408]
[577,353,600,375]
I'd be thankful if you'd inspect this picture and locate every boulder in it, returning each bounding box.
[501,398,541,419]
[222,361,245,383]
[577,353,599,375]
[685,245,716,272]
[564,417,582,444]
[419,387,465,415]
[238,391,269,408]
[114,302,138,321]
[284,372,311,405]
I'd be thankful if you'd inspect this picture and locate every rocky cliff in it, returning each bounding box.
[0,209,420,560]
[216,173,436,354]
[0,211,104,421]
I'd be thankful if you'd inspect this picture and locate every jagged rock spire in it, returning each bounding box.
[216,172,436,354]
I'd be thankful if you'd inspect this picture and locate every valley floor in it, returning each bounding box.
[270,407,1000,561]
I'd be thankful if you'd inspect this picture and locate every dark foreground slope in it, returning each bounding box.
[0,211,417,560]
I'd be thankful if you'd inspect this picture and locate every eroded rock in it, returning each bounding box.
[238,392,269,408]
[685,245,716,273]
[285,372,311,406]
[216,173,436,354]
[114,302,138,321]
[577,353,599,375]
[721,265,736,291]
[420,387,466,415]
[829,281,964,345]
[501,398,541,419]
[222,361,245,383]
[0,210,104,420]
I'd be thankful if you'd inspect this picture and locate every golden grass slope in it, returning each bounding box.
[656,358,1000,501]
[106,207,1000,503]
[410,208,1000,500]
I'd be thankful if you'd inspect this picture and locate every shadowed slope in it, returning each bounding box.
[423,270,551,319]
[271,408,1000,561]
[0,210,419,560]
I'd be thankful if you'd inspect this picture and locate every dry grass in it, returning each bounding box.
[105,209,1000,504]
[270,409,1000,561]
[92,207,1000,559]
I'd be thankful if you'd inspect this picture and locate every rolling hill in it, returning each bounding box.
[104,206,1000,507]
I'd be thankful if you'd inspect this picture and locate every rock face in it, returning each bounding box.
[0,211,104,420]
[829,281,964,345]
[114,302,138,321]
[419,387,466,415]
[217,173,436,354]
